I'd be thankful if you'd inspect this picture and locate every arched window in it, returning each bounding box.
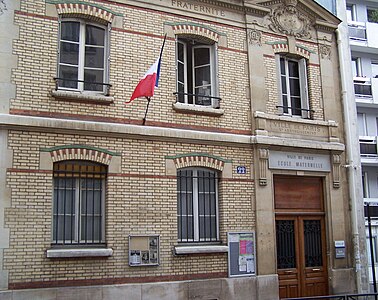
[52,160,107,246]
[177,168,219,242]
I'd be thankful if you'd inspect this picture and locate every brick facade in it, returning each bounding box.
[0,0,362,299]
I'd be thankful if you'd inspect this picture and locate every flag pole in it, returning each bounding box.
[142,96,151,125]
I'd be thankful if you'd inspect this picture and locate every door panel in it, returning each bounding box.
[276,216,328,298]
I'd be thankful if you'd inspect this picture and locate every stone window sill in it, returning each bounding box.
[174,245,228,255]
[173,102,224,117]
[51,90,114,105]
[46,248,113,258]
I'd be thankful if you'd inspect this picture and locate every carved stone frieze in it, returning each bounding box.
[268,0,312,39]
[0,0,7,16]
[248,28,262,46]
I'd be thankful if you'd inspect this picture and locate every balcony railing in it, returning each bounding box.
[360,137,378,157]
[354,77,373,99]
[349,22,367,41]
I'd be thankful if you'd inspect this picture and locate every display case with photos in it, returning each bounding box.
[129,235,159,266]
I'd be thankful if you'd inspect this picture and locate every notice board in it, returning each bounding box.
[228,232,256,277]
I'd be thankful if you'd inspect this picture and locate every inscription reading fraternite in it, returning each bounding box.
[171,0,226,16]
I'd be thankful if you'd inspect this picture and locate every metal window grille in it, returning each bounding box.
[52,160,107,246]
[177,168,219,243]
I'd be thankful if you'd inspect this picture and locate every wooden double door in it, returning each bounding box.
[274,176,328,299]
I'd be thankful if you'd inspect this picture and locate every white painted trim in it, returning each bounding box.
[46,248,113,258]
[174,245,228,255]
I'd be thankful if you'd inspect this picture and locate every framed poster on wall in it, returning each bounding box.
[128,235,160,266]
[228,232,256,277]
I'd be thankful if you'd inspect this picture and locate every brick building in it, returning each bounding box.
[0,0,367,299]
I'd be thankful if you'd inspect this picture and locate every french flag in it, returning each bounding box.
[128,36,166,102]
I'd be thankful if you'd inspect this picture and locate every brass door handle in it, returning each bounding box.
[312,268,320,271]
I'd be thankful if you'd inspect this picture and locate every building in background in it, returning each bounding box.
[341,0,378,291]
[0,0,367,299]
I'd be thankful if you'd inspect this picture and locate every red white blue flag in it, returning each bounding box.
[128,36,166,102]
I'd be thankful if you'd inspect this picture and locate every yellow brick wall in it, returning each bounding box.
[11,2,251,132]
[4,130,254,283]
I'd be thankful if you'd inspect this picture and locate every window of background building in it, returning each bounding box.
[52,160,107,246]
[367,7,378,23]
[357,113,367,136]
[58,19,108,93]
[372,60,378,78]
[277,55,309,118]
[362,172,369,198]
[177,168,219,243]
[347,4,356,22]
[366,236,377,265]
[352,57,362,77]
[176,37,219,108]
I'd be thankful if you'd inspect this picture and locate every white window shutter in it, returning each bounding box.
[299,58,309,118]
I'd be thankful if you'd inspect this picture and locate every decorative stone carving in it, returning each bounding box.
[332,154,341,188]
[248,29,262,46]
[0,0,7,16]
[259,149,269,186]
[319,37,332,59]
[269,0,312,39]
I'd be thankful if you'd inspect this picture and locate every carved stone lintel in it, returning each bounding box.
[259,149,269,186]
[332,154,341,188]
[248,29,262,46]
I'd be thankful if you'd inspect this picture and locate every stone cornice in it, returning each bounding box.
[0,114,344,151]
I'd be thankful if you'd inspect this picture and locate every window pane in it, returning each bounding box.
[178,216,193,240]
[282,95,288,113]
[194,47,210,66]
[291,96,302,116]
[281,76,287,94]
[84,69,104,91]
[288,61,299,77]
[368,9,378,23]
[61,22,80,42]
[195,66,211,86]
[60,42,79,65]
[289,78,300,97]
[199,216,216,240]
[280,58,286,75]
[81,216,101,241]
[178,61,185,84]
[178,195,193,215]
[372,61,378,78]
[59,65,78,89]
[178,42,184,63]
[85,46,104,68]
[85,25,105,46]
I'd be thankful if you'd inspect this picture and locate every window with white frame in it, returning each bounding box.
[52,160,107,246]
[277,55,309,118]
[177,168,219,243]
[362,172,369,198]
[352,57,362,78]
[57,19,109,93]
[357,113,367,136]
[346,4,356,22]
[372,60,378,78]
[176,37,219,108]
